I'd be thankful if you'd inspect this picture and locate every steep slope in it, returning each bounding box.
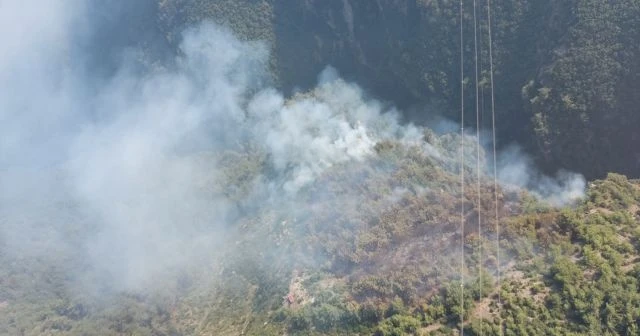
[156,0,640,179]
[3,2,640,335]
[2,71,639,334]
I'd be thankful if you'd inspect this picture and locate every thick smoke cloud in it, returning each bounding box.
[0,1,421,293]
[0,0,585,298]
[0,0,266,292]
[248,69,423,192]
[497,145,586,206]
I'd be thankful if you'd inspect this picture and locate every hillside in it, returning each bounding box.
[1,73,639,335]
[156,0,640,179]
[2,1,640,336]
[2,120,639,334]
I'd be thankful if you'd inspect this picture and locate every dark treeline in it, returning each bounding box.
[157,0,640,179]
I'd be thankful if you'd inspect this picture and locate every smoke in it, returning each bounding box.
[0,0,586,305]
[0,0,422,295]
[497,144,586,206]
[247,69,423,192]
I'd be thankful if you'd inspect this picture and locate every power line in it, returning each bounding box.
[459,0,466,334]
[486,0,502,334]
[472,0,483,334]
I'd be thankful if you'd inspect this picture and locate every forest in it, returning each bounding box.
[156,0,640,179]
[1,0,640,335]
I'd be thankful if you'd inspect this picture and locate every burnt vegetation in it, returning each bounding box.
[3,123,640,335]
[3,1,640,335]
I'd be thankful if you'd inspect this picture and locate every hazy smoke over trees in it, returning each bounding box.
[0,0,584,300]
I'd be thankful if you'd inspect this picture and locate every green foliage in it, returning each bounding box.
[442,282,475,323]
[587,173,640,210]
[4,154,640,335]
[525,0,640,177]
[374,314,422,336]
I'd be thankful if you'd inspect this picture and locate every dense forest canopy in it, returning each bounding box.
[1,1,639,335]
[156,0,640,179]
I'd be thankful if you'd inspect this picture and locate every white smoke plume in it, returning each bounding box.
[497,144,586,206]
[248,70,423,192]
[0,1,423,294]
[0,0,586,302]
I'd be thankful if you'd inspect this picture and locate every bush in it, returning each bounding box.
[375,315,422,336]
